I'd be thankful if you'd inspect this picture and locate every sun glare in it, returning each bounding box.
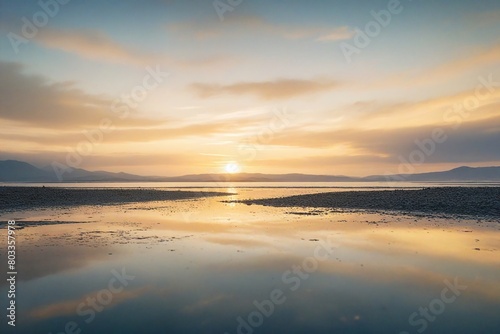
[224,162,240,174]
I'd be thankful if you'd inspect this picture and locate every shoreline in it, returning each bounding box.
[235,187,500,219]
[0,186,232,213]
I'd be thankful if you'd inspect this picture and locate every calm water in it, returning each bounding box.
[0,187,499,334]
[2,181,500,188]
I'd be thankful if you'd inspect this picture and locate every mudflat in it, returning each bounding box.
[237,187,500,218]
[0,186,232,212]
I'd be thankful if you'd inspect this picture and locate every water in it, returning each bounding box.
[2,181,500,188]
[0,186,499,334]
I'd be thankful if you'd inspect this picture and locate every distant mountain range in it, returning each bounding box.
[0,160,499,183]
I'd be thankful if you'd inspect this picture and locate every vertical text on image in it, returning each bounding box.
[6,220,17,327]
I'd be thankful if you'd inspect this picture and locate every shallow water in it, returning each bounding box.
[3,181,500,188]
[1,187,499,334]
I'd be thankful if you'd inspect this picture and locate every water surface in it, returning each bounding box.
[0,187,499,334]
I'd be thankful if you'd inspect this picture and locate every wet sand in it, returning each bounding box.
[0,186,232,213]
[236,187,500,219]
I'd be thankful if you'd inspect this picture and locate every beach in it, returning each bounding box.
[3,186,499,218]
[236,187,500,219]
[0,186,231,213]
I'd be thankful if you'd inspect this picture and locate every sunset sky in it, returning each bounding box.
[1,0,499,177]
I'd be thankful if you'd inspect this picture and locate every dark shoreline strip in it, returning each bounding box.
[0,186,231,212]
[237,187,500,218]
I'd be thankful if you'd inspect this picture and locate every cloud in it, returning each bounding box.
[379,43,500,88]
[190,78,338,100]
[0,151,199,171]
[351,84,500,129]
[0,61,156,128]
[35,28,230,68]
[0,101,274,149]
[316,26,356,42]
[417,43,500,83]
[268,115,500,164]
[250,154,390,169]
[36,28,155,66]
[168,15,354,42]
[0,121,251,146]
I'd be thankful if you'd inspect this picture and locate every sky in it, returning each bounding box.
[0,0,499,177]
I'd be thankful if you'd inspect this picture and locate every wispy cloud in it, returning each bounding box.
[348,86,500,130]
[378,43,500,88]
[0,120,264,146]
[268,115,500,163]
[34,28,230,68]
[189,78,338,100]
[36,28,155,66]
[316,26,355,42]
[0,151,200,171]
[168,15,354,42]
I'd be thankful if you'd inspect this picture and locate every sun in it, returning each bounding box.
[224,162,240,174]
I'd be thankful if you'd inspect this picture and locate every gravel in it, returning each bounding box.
[0,186,231,212]
[238,187,500,218]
